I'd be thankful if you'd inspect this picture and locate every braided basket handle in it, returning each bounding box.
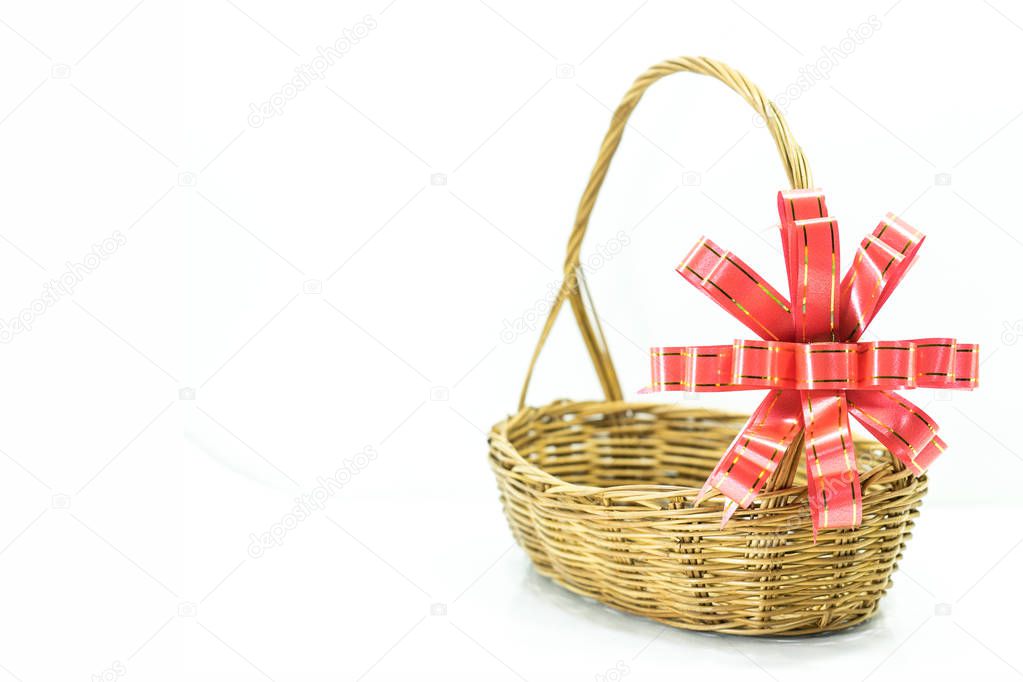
[519,56,813,409]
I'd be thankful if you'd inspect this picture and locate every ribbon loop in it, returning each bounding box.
[798,342,856,389]
[838,214,924,341]
[801,391,861,535]
[779,189,841,342]
[649,344,738,392]
[696,390,803,525]
[778,188,830,222]
[677,238,793,341]
[846,390,945,473]
[912,338,980,389]
[856,340,916,390]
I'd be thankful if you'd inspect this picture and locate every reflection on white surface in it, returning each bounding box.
[428,503,1021,680]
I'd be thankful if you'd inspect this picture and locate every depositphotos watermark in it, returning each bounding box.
[247,446,377,558]
[248,15,378,127]
[500,230,631,344]
[595,661,630,682]
[754,15,882,127]
[1002,319,1023,345]
[0,230,127,343]
[91,660,126,682]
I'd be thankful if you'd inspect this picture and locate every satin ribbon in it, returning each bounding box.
[649,338,979,392]
[647,188,979,536]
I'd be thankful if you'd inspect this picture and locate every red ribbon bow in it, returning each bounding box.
[647,189,979,536]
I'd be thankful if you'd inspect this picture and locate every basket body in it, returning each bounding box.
[489,400,926,636]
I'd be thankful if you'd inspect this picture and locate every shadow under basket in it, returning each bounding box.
[488,400,926,636]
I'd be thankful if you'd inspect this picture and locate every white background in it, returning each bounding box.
[0,0,1020,679]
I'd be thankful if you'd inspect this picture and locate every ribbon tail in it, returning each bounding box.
[801,391,862,537]
[847,390,946,474]
[695,390,802,527]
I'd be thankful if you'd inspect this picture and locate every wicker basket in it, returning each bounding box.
[487,57,928,636]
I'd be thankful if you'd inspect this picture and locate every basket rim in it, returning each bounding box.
[489,397,912,506]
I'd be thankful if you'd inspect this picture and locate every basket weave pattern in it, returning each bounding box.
[488,57,928,636]
[489,401,926,635]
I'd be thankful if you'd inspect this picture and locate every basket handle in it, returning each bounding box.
[518,56,813,410]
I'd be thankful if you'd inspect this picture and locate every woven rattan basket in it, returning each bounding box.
[487,56,928,636]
